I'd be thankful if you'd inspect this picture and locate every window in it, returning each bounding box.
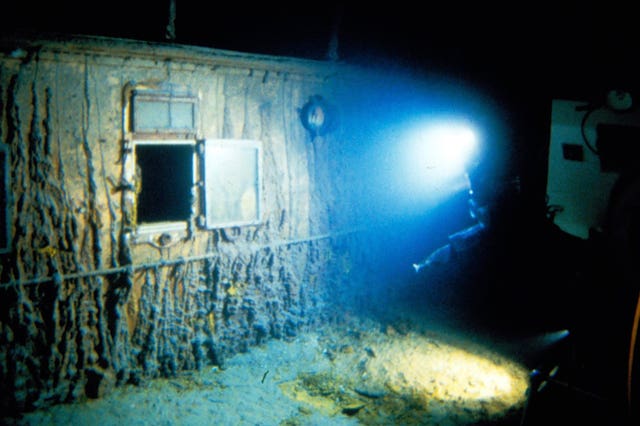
[0,144,8,253]
[202,139,262,228]
[135,140,195,226]
[131,90,196,134]
[124,85,263,241]
[126,86,199,237]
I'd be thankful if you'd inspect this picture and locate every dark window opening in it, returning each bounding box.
[136,144,193,223]
[562,143,584,162]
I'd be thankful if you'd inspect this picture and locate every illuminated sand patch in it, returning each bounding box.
[280,330,530,425]
[368,335,529,409]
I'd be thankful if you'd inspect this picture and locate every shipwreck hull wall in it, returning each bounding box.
[0,37,353,412]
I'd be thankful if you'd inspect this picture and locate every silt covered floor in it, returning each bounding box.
[5,310,532,426]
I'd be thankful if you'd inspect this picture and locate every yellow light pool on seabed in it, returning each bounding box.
[365,333,530,417]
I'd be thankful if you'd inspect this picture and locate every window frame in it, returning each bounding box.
[123,84,201,243]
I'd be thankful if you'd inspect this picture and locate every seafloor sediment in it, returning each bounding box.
[7,315,530,426]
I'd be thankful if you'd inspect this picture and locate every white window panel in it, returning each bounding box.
[132,91,196,134]
[202,139,262,229]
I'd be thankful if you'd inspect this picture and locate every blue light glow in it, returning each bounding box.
[394,117,482,209]
[407,119,479,179]
[333,66,503,226]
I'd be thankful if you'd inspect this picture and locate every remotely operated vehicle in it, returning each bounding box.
[546,90,640,420]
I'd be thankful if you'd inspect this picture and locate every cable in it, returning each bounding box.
[628,289,640,413]
[580,105,600,156]
[0,228,364,289]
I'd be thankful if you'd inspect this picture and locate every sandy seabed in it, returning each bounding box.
[5,317,531,426]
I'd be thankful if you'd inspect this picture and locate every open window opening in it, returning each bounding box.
[135,141,195,225]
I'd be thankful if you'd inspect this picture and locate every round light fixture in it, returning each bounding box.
[299,95,335,138]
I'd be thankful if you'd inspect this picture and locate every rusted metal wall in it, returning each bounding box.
[0,36,350,413]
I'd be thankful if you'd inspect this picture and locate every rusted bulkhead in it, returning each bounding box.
[0,35,358,413]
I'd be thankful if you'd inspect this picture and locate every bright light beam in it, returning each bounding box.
[419,123,478,176]
[524,329,571,351]
[399,118,481,204]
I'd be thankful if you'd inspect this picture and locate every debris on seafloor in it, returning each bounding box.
[341,404,365,416]
[279,323,530,425]
[322,347,337,361]
[354,384,386,399]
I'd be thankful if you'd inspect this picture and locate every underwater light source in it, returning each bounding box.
[413,120,479,178]
[424,125,477,170]
[397,118,481,205]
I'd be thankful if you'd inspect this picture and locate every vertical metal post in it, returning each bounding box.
[326,4,343,61]
[166,0,177,41]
